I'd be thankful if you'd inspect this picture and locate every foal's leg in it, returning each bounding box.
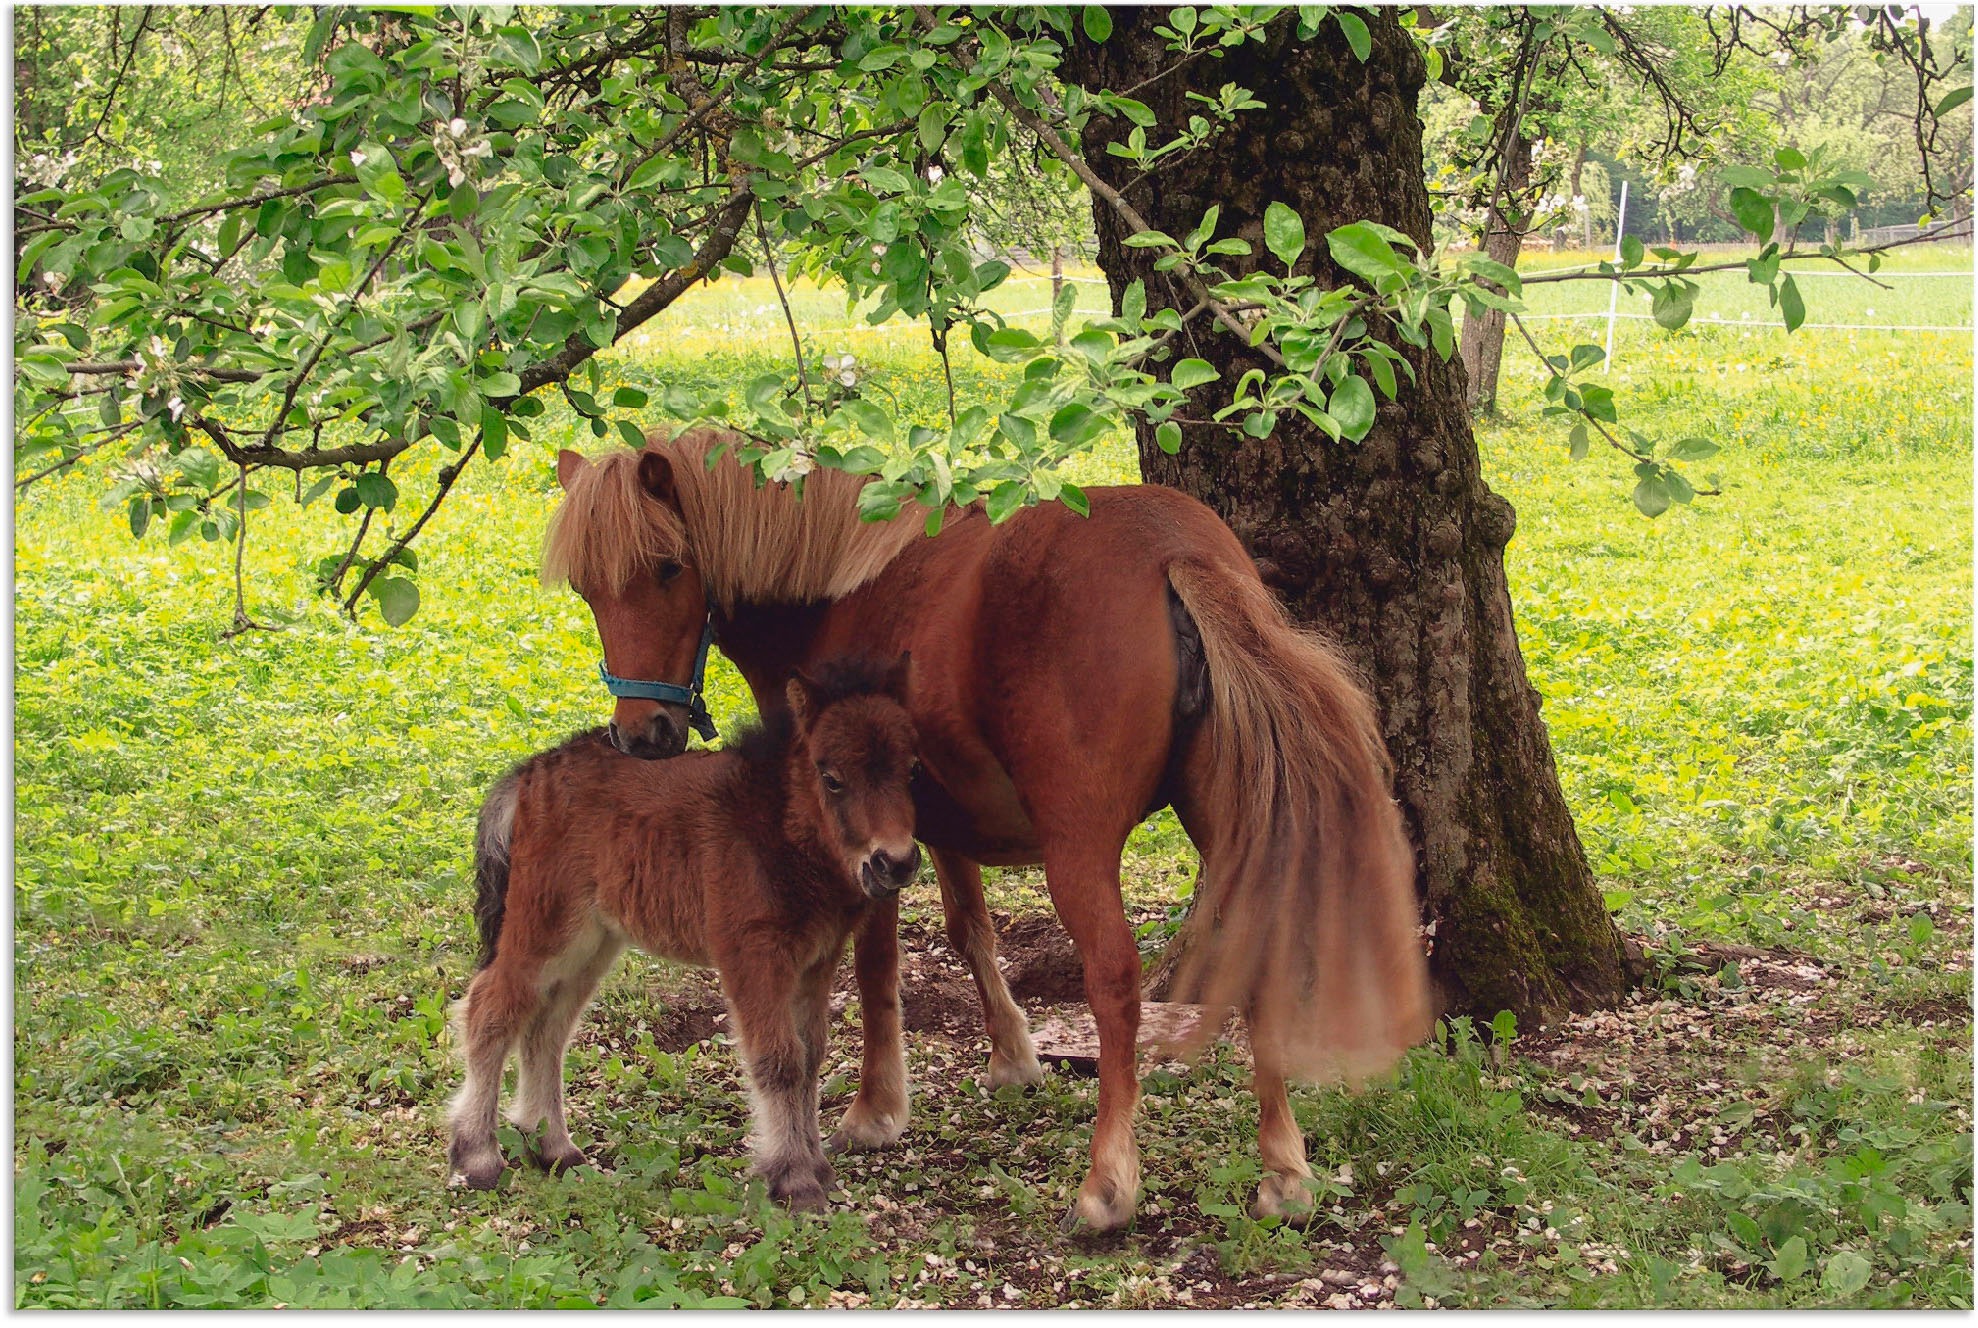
[933,848,1043,1089]
[447,959,542,1190]
[793,950,842,1194]
[721,953,832,1211]
[510,923,623,1175]
[828,897,909,1153]
[1041,842,1143,1233]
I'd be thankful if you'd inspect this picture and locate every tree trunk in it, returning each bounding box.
[1456,124,1531,415]
[1066,10,1635,1024]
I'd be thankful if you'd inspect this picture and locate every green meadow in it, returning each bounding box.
[13,248,1972,1307]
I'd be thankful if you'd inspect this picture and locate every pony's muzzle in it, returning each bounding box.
[860,844,922,899]
[607,710,686,760]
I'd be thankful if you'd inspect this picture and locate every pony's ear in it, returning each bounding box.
[881,650,913,703]
[555,449,588,491]
[785,671,818,733]
[637,450,676,506]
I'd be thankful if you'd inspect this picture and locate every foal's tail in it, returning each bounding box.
[1164,561,1431,1084]
[472,772,521,971]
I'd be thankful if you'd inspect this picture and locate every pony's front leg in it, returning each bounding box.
[722,957,832,1212]
[1042,845,1142,1234]
[933,848,1043,1089]
[827,897,910,1153]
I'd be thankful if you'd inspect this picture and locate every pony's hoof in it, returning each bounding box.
[826,1108,904,1153]
[1059,1178,1136,1235]
[987,1046,1045,1089]
[1252,1172,1317,1224]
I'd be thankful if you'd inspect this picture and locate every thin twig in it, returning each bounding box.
[221,459,273,637]
[13,422,140,491]
[342,437,482,615]
[755,202,813,413]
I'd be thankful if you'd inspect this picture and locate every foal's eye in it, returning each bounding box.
[909,759,922,779]
[656,560,685,585]
[819,769,845,795]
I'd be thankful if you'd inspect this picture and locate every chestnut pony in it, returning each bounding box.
[447,656,921,1208]
[544,431,1429,1232]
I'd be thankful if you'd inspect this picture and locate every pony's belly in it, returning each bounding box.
[913,772,1040,866]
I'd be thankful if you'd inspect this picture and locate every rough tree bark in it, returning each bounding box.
[1457,124,1532,414]
[1066,9,1637,1024]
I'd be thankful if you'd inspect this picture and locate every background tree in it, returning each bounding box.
[13,4,1967,1024]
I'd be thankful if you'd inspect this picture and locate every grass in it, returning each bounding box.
[12,244,1972,1307]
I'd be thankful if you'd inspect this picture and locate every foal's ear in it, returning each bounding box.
[881,650,913,703]
[555,449,588,491]
[637,450,676,506]
[785,671,818,733]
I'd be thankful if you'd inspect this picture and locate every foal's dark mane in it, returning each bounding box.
[722,655,906,772]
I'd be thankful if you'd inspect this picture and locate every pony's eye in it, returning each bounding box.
[657,560,685,585]
[819,769,845,795]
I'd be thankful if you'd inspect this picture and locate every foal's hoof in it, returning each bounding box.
[1252,1172,1317,1225]
[447,1142,508,1191]
[770,1178,830,1214]
[812,1156,839,1194]
[542,1147,592,1177]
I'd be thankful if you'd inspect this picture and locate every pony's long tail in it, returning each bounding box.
[1165,560,1432,1084]
[472,773,520,972]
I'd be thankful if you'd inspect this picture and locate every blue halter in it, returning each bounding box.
[598,616,718,742]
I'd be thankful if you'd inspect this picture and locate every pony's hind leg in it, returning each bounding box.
[1247,1001,1317,1221]
[510,921,623,1175]
[934,849,1043,1089]
[447,961,540,1190]
[828,896,909,1153]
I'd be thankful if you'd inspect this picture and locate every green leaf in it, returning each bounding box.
[1632,472,1671,518]
[1779,274,1805,333]
[1935,84,1972,116]
[613,386,649,409]
[1650,284,1694,331]
[481,405,509,460]
[1264,201,1306,270]
[1666,436,1719,463]
[1327,221,1407,284]
[1569,422,1590,460]
[1822,1251,1872,1297]
[1328,374,1376,442]
[1728,187,1775,243]
[1059,481,1090,517]
[1334,11,1372,60]
[127,495,152,539]
[1171,359,1218,390]
[1048,401,1106,447]
[1773,146,1807,172]
[176,448,222,490]
[1620,234,1644,268]
[1155,420,1182,455]
[354,472,399,512]
[1768,1236,1809,1284]
[1081,5,1113,41]
[373,577,420,627]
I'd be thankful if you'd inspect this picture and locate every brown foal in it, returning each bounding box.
[445,656,920,1210]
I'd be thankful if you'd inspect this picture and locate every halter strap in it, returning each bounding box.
[598,616,718,742]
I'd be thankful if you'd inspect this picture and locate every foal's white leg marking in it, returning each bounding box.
[511,920,623,1171]
[447,985,518,1189]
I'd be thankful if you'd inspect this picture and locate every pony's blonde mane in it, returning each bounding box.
[542,429,924,607]
[541,447,687,593]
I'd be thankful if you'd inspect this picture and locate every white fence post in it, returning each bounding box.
[1604,179,1630,368]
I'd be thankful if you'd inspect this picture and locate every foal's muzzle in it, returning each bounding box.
[608,710,687,760]
[860,844,923,899]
